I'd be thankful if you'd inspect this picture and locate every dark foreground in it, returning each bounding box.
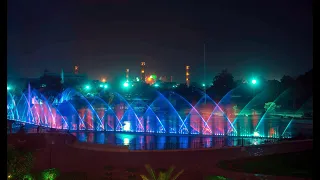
[8,133,313,180]
[218,150,312,178]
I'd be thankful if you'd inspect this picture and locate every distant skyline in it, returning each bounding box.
[7,0,312,82]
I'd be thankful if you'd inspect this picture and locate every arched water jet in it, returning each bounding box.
[128,98,166,133]
[203,94,237,135]
[167,92,212,135]
[64,89,103,130]
[90,96,122,131]
[7,85,312,141]
[255,88,292,137]
[155,92,188,133]
[204,87,243,135]
[230,88,271,137]
[281,96,313,138]
[113,92,144,132]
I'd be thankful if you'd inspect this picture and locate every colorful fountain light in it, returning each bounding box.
[7,86,296,138]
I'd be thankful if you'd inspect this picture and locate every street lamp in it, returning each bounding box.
[7,85,12,91]
[251,79,257,85]
[123,82,129,87]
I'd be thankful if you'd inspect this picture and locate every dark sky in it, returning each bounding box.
[7,0,313,83]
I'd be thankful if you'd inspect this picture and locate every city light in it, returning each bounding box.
[101,78,106,83]
[123,121,131,131]
[202,83,206,87]
[123,138,129,145]
[154,83,159,87]
[99,84,103,87]
[104,84,108,89]
[85,85,91,90]
[123,82,129,87]
[253,131,260,137]
[7,85,12,91]
[251,79,257,85]
[136,77,140,82]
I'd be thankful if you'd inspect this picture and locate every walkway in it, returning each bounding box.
[8,133,312,180]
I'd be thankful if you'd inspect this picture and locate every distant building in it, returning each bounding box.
[140,62,146,82]
[41,70,88,88]
[186,66,190,87]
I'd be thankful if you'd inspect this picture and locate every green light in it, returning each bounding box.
[103,84,108,89]
[42,168,59,180]
[123,82,129,87]
[85,85,91,90]
[172,85,176,88]
[251,79,257,84]
[253,131,259,137]
[7,85,11,91]
[23,174,33,180]
[151,74,157,79]
[202,83,206,87]
[136,77,140,82]
[99,84,103,87]
[154,83,159,87]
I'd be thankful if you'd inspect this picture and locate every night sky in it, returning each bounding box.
[7,0,313,83]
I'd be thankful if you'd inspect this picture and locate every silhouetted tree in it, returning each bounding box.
[280,75,295,89]
[39,71,63,97]
[208,69,235,99]
[294,69,312,108]
[174,84,201,102]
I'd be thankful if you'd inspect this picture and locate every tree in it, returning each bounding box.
[209,69,235,98]
[7,145,34,179]
[140,164,184,180]
[264,102,281,114]
[280,75,295,89]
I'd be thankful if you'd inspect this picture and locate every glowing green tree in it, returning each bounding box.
[264,102,281,114]
[41,168,59,180]
[140,164,184,180]
[7,146,34,180]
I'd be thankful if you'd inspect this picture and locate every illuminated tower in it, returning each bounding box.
[126,69,130,82]
[141,62,146,82]
[186,65,190,87]
[74,66,79,74]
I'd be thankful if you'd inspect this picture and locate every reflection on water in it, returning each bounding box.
[73,132,280,150]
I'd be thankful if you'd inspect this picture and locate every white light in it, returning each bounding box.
[253,131,260,137]
[123,121,131,131]
[124,138,129,145]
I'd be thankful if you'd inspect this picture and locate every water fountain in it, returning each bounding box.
[7,86,313,150]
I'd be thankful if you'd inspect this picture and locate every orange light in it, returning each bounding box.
[186,66,190,70]
[141,70,144,73]
[186,78,189,81]
[186,73,189,76]
[101,78,106,83]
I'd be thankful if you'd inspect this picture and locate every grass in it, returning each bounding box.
[218,150,312,178]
